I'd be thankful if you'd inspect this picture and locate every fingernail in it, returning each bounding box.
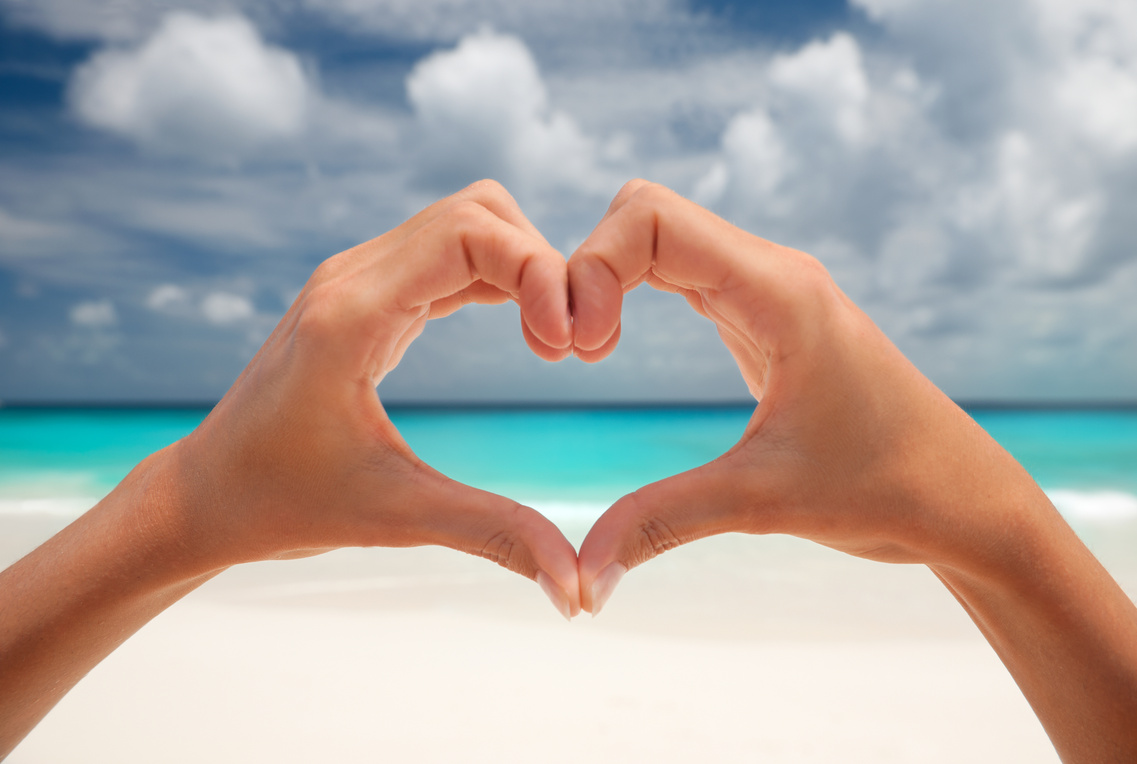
[536,570,572,622]
[590,562,627,618]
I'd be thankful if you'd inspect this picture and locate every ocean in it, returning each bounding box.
[1,405,1136,530]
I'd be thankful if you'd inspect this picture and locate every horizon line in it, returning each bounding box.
[2,399,1137,411]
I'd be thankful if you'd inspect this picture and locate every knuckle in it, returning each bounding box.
[625,180,673,209]
[472,503,535,577]
[460,179,517,212]
[621,491,685,568]
[476,529,518,568]
[795,251,835,294]
[638,516,683,558]
[616,177,651,199]
[309,253,347,286]
[467,178,508,197]
[443,198,494,234]
[293,281,343,339]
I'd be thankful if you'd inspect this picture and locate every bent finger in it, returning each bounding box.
[389,201,571,351]
[569,181,829,363]
[402,469,582,619]
[577,458,754,615]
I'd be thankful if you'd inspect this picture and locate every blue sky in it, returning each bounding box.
[1,0,1136,403]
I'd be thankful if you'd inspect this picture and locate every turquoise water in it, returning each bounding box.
[1,406,1136,522]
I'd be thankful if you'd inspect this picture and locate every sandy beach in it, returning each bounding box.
[6,512,1135,763]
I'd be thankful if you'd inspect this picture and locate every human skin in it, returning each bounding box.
[568,180,1137,763]
[0,181,582,758]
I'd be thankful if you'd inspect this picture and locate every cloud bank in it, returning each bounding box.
[1,0,1135,402]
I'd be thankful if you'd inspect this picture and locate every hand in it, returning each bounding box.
[567,180,1137,762]
[0,181,583,756]
[568,179,1040,609]
[162,180,581,615]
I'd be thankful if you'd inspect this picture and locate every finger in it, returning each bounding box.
[400,467,582,619]
[599,177,654,221]
[521,319,572,362]
[394,179,551,250]
[316,202,570,380]
[573,180,745,296]
[568,181,827,363]
[571,323,620,364]
[425,281,570,362]
[456,179,553,246]
[427,281,512,318]
[516,250,573,360]
[568,252,623,357]
[390,200,571,351]
[576,458,756,616]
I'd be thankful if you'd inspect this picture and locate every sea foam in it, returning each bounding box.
[0,497,100,517]
[2,490,1135,530]
[1046,490,1137,523]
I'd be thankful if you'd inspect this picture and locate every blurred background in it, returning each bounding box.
[1,0,1135,405]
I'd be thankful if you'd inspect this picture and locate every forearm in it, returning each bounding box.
[0,446,222,758]
[929,485,1137,763]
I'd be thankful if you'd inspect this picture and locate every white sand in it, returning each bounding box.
[8,514,1128,763]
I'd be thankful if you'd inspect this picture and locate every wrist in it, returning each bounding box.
[93,439,232,590]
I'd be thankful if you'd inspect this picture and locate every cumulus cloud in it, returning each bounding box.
[692,31,926,241]
[200,291,255,325]
[69,299,117,328]
[69,12,309,160]
[147,284,268,330]
[146,284,192,312]
[768,33,870,146]
[697,5,1137,288]
[405,28,608,199]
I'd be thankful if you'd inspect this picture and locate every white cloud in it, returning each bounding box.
[768,33,870,146]
[69,299,117,328]
[69,12,309,161]
[405,28,608,199]
[693,108,791,214]
[953,131,1103,283]
[691,32,927,234]
[1033,0,1137,156]
[146,284,191,312]
[201,291,255,325]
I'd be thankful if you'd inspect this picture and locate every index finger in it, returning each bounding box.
[567,180,827,360]
[309,184,572,376]
[384,196,571,349]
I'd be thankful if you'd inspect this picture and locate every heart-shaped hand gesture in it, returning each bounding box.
[4,179,1137,762]
[156,176,1103,622]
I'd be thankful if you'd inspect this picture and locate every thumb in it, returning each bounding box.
[577,458,755,616]
[402,469,582,620]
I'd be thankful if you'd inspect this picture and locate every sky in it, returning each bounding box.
[0,0,1135,404]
